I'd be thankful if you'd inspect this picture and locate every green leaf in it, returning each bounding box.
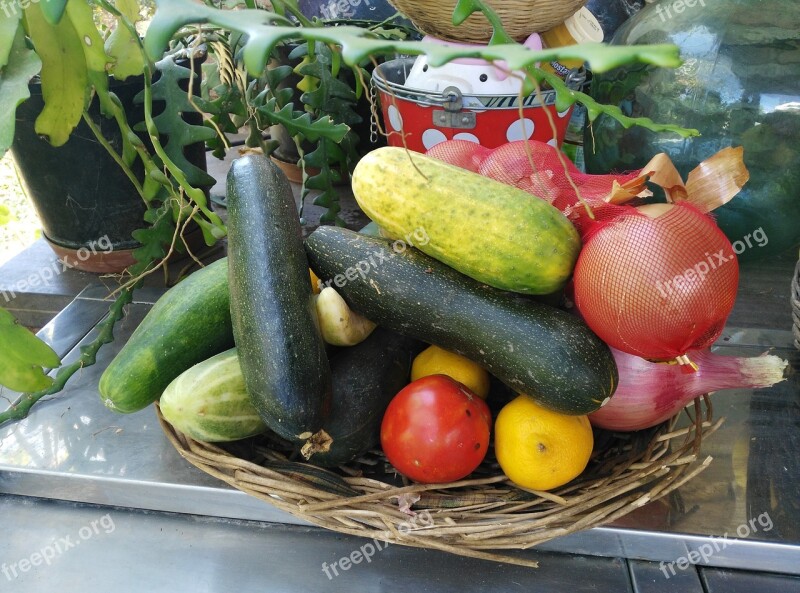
[0,11,21,69]
[66,1,110,75]
[40,0,68,25]
[304,138,345,225]
[135,56,217,188]
[65,0,112,109]
[144,0,699,137]
[0,308,60,393]
[452,0,514,46]
[256,99,350,143]
[0,28,41,157]
[203,81,247,159]
[25,2,89,147]
[295,46,362,127]
[146,1,681,74]
[106,0,146,80]
[129,204,175,276]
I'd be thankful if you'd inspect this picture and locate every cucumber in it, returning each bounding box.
[302,327,422,467]
[160,348,266,442]
[227,155,332,443]
[305,228,618,415]
[99,258,233,414]
[352,147,581,295]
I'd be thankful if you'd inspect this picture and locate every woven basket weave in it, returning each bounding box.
[387,0,587,43]
[157,398,720,568]
[792,258,800,349]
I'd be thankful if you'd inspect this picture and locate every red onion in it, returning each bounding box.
[589,348,788,431]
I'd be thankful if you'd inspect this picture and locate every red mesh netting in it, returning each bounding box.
[426,140,740,362]
[425,139,641,217]
[572,203,738,360]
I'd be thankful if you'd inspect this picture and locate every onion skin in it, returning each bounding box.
[589,348,788,431]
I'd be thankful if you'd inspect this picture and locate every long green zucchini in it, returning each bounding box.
[305,227,617,415]
[227,155,331,443]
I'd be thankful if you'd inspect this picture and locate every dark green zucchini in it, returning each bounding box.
[227,155,331,443]
[305,228,618,415]
[302,327,422,467]
[99,258,233,414]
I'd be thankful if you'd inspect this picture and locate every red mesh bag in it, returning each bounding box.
[572,202,739,362]
[426,139,641,216]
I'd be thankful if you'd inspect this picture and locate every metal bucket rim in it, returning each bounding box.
[372,57,579,109]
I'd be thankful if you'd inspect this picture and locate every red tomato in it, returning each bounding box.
[380,374,491,484]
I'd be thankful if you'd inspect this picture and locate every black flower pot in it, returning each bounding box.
[11,58,210,273]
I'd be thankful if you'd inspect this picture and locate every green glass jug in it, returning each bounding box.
[586,0,800,260]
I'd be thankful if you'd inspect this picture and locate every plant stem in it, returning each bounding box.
[82,112,147,203]
[0,288,133,427]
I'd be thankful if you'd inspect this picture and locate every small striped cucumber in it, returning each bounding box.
[160,348,266,442]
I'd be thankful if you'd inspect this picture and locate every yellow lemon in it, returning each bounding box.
[495,395,593,491]
[411,345,490,399]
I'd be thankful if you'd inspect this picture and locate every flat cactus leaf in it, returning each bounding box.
[135,56,217,188]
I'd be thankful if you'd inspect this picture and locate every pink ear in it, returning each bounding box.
[494,33,543,81]
[522,33,543,52]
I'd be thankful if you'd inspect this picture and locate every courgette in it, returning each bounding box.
[99,258,233,414]
[227,155,331,443]
[160,348,266,442]
[352,147,581,295]
[302,327,422,467]
[305,228,617,415]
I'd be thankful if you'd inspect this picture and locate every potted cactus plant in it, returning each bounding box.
[2,0,220,273]
[0,0,225,416]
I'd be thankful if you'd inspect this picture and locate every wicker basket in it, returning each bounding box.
[157,398,721,568]
[387,0,588,43]
[792,258,800,349]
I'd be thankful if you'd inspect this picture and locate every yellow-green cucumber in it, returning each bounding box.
[352,146,581,295]
[160,348,266,442]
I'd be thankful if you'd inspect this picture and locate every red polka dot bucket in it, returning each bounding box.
[371,52,580,153]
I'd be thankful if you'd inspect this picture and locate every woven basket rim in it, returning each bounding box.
[157,398,721,568]
[387,0,589,42]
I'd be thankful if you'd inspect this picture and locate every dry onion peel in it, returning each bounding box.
[682,146,750,213]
